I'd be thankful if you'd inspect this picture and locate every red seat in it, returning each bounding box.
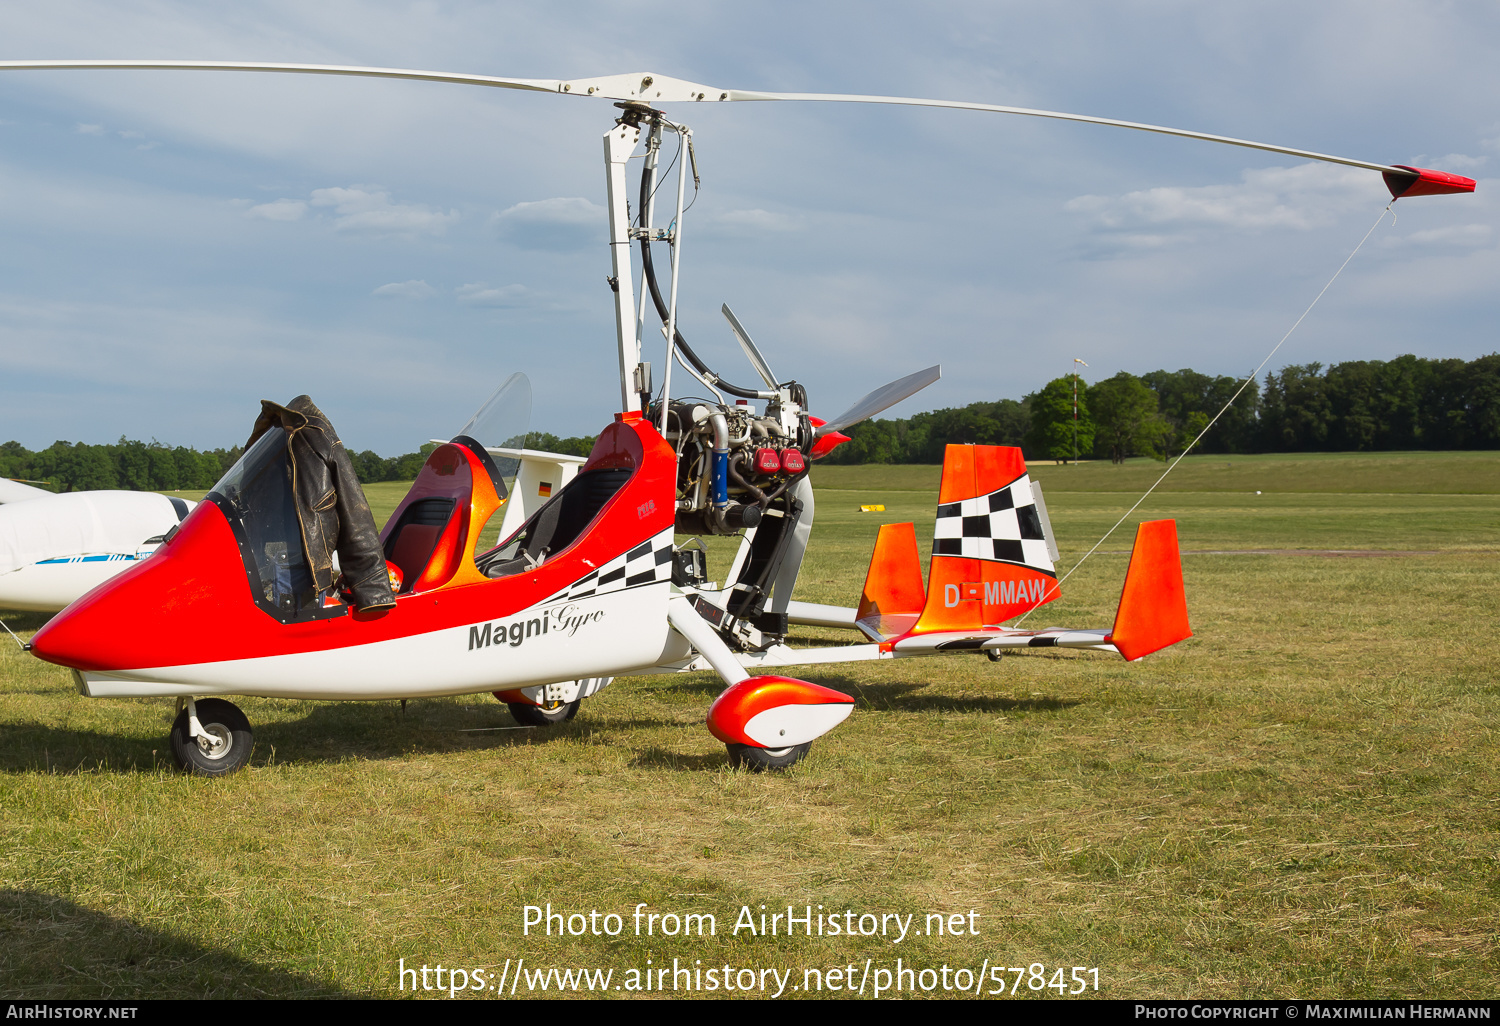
[379,445,474,594]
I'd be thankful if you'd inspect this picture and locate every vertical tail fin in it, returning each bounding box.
[915,444,1059,632]
[1108,519,1191,661]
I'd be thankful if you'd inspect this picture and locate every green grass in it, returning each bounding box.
[1,452,1497,999]
[815,450,1500,494]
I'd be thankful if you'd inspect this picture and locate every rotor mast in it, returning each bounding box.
[603,117,643,413]
[605,102,697,418]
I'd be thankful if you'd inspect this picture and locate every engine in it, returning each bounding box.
[657,385,813,537]
[648,388,816,645]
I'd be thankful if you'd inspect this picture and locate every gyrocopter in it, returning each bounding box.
[4,61,1474,775]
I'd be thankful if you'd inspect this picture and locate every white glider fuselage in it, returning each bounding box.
[0,490,193,612]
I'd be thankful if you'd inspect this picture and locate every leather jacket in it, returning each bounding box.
[246,396,395,613]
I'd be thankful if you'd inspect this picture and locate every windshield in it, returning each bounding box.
[206,427,338,624]
[454,372,532,498]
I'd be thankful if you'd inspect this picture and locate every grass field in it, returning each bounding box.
[1,453,1496,999]
[816,449,1500,494]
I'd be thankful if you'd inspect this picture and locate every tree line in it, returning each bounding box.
[0,438,246,493]
[7,355,1495,491]
[823,353,1500,464]
[0,433,601,493]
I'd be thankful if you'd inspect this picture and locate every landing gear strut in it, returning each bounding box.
[169,697,253,776]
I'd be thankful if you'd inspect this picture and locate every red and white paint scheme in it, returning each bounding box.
[35,413,684,699]
[5,59,1472,775]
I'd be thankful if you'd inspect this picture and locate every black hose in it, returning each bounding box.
[637,155,764,400]
[727,453,769,506]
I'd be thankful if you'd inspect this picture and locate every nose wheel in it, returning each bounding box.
[726,742,812,771]
[169,698,253,776]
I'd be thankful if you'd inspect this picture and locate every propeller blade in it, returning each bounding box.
[721,304,779,390]
[0,61,1466,186]
[818,365,942,436]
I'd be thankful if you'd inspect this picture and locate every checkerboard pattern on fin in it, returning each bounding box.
[932,474,1054,574]
[544,527,676,603]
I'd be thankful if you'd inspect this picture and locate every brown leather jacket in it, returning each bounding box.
[246,396,395,613]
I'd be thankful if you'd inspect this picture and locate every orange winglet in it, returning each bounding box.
[856,522,926,639]
[1108,519,1192,661]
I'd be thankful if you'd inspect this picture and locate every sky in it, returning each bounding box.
[0,1,1496,456]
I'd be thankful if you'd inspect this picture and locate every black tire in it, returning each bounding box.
[169,699,253,777]
[726,742,812,771]
[506,700,580,727]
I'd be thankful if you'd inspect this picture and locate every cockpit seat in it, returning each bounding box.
[377,442,486,595]
[482,467,633,578]
[383,496,459,593]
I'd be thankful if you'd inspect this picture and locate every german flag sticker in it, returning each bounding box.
[538,482,552,497]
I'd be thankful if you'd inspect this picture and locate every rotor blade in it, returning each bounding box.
[0,59,569,94]
[721,304,779,390]
[818,365,942,436]
[0,61,743,105]
[0,61,1432,179]
[723,90,1404,174]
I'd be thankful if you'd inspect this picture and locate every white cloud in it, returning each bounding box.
[246,199,307,222]
[309,186,458,237]
[75,123,104,135]
[1065,163,1388,233]
[240,187,457,235]
[1398,224,1492,248]
[714,208,801,234]
[491,197,604,249]
[456,282,533,307]
[373,279,436,298]
[1425,153,1487,171]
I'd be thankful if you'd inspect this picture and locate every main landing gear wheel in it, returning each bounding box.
[169,698,253,776]
[506,700,580,727]
[726,742,812,772]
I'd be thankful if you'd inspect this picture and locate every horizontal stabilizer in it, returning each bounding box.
[890,627,1115,656]
[1107,519,1191,661]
